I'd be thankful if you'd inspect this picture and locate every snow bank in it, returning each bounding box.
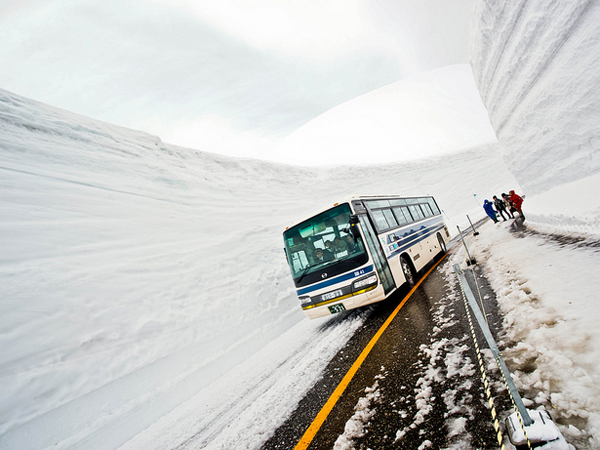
[470,2,600,196]
[463,221,600,449]
[524,171,600,240]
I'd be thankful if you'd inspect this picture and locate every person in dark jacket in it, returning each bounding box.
[345,235,361,253]
[509,190,525,219]
[332,236,348,254]
[483,199,498,223]
[315,247,334,263]
[493,195,509,221]
[502,193,516,218]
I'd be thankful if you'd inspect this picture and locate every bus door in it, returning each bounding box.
[358,215,395,294]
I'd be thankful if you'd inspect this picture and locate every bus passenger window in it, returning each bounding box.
[398,206,413,224]
[392,207,408,226]
[427,198,440,215]
[382,209,398,228]
[408,205,424,221]
[371,210,389,231]
[422,203,434,217]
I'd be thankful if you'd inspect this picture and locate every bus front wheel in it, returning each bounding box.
[401,256,416,287]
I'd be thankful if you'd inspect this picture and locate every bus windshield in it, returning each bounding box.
[283,203,367,286]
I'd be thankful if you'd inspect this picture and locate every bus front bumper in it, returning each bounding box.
[301,284,386,319]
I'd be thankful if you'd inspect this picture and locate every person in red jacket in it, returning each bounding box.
[509,190,525,219]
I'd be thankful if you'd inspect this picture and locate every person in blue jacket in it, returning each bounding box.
[483,199,498,223]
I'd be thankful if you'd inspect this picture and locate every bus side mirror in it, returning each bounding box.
[349,215,361,238]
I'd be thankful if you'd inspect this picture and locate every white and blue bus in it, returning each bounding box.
[283,195,450,319]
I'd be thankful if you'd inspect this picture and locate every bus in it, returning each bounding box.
[283,195,450,319]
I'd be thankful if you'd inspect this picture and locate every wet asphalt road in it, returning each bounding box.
[262,252,513,450]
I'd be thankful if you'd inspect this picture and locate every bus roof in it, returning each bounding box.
[283,194,434,231]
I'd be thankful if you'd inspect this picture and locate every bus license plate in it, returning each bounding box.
[322,289,343,301]
[328,303,346,314]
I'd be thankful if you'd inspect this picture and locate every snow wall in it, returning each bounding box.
[470,1,600,195]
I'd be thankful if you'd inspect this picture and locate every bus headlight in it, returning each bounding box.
[352,273,378,292]
[299,296,311,305]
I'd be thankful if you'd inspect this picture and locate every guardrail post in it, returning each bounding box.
[456,225,476,266]
[467,215,479,236]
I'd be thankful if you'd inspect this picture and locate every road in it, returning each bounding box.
[262,251,513,449]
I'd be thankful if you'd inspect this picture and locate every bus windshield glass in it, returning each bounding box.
[283,203,367,285]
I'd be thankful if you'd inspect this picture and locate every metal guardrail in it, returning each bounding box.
[453,222,570,449]
[454,264,532,426]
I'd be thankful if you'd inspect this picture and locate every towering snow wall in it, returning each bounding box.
[470,2,600,195]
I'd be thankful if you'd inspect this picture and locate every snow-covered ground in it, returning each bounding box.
[466,219,600,449]
[1,80,599,449]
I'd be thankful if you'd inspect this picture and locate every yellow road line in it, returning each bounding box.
[294,252,450,450]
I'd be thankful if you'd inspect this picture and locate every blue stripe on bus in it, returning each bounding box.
[389,221,443,253]
[386,222,445,260]
[385,216,442,244]
[296,264,375,296]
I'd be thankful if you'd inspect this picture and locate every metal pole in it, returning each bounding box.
[467,215,479,236]
[453,264,533,426]
[457,225,476,266]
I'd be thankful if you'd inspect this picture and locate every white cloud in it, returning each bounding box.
[151,0,373,59]
[153,0,470,71]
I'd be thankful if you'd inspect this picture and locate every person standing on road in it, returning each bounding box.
[502,193,516,218]
[493,195,510,221]
[483,199,498,223]
[509,190,525,219]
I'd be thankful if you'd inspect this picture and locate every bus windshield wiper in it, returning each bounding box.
[296,265,313,284]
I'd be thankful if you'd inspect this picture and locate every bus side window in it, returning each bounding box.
[421,203,434,217]
[400,206,414,223]
[392,207,409,226]
[382,209,398,228]
[371,210,390,232]
[427,197,441,215]
[408,205,424,221]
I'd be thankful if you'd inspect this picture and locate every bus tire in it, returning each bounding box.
[400,256,416,287]
[437,233,447,255]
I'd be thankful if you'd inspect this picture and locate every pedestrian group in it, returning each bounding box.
[483,190,525,224]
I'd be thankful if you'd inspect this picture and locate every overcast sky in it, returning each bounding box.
[0,0,471,161]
